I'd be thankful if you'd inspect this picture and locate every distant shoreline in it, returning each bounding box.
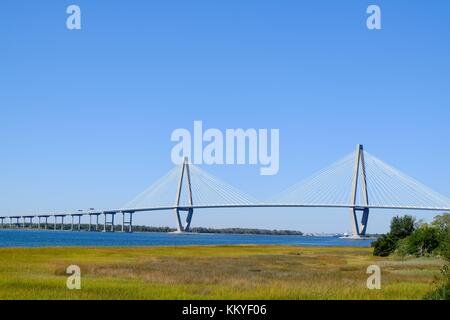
[0,225,381,237]
[0,225,305,236]
[138,226,306,236]
[0,226,382,239]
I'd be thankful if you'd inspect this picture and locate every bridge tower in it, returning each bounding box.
[174,157,194,232]
[349,144,370,238]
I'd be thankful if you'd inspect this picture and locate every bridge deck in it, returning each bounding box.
[1,203,449,219]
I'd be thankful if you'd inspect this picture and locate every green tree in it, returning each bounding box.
[373,215,417,257]
[401,225,440,257]
[431,213,450,231]
[390,215,416,240]
[424,265,450,300]
[372,234,397,257]
[432,213,450,259]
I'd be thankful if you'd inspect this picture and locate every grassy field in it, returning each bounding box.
[0,245,445,300]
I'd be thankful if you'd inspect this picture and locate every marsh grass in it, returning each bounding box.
[0,245,444,300]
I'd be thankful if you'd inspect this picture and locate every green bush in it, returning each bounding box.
[397,225,440,257]
[431,213,450,231]
[394,237,410,256]
[372,234,397,257]
[374,213,450,258]
[390,215,416,241]
[424,265,450,301]
[432,213,450,260]
[373,215,416,257]
[424,280,450,300]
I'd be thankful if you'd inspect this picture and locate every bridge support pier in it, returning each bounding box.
[44,216,48,229]
[103,212,115,232]
[54,215,65,231]
[174,208,194,232]
[121,212,133,232]
[173,157,195,233]
[39,216,49,229]
[173,208,184,232]
[349,144,370,238]
[11,217,21,229]
[71,214,82,231]
[22,216,34,229]
[185,208,194,232]
[89,213,100,231]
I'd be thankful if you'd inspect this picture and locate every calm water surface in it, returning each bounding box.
[0,230,372,248]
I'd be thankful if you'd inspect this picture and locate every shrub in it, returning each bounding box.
[424,265,450,300]
[373,215,416,257]
[390,215,416,241]
[424,279,450,300]
[401,225,441,257]
[431,213,450,231]
[432,213,450,259]
[372,234,397,257]
[394,237,411,256]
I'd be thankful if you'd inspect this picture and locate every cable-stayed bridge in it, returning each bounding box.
[1,145,449,238]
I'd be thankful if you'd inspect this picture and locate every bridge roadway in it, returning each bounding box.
[0,203,449,233]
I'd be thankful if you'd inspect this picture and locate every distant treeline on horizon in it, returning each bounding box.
[133,226,304,236]
[2,223,305,236]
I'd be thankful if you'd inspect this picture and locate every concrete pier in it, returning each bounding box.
[22,216,35,229]
[121,211,133,233]
[174,157,195,232]
[38,215,50,229]
[103,212,116,232]
[89,213,101,231]
[348,144,370,238]
[71,214,82,231]
[10,216,21,229]
[54,215,66,231]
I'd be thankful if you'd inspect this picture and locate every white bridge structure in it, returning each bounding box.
[1,145,450,238]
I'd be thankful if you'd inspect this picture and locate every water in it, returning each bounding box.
[0,230,372,248]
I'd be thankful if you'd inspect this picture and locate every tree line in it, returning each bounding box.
[372,213,449,300]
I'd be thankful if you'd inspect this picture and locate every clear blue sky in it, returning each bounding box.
[1,1,449,233]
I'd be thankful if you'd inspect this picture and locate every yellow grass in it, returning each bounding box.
[0,245,445,300]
